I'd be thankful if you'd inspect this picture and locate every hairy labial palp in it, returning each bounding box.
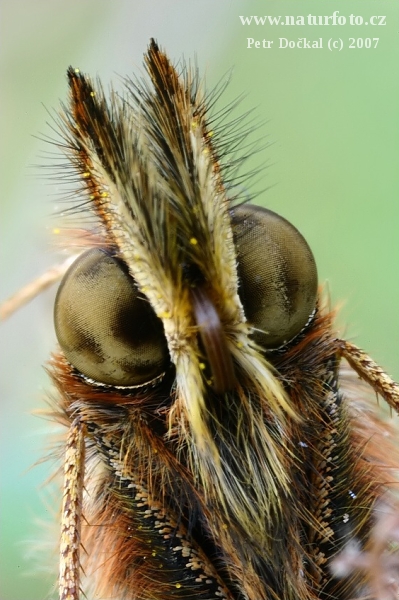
[2,39,399,600]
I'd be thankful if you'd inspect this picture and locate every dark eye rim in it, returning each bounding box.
[261,306,318,354]
[66,360,174,394]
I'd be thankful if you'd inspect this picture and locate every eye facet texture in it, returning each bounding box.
[54,248,169,386]
[55,205,317,386]
[231,205,318,349]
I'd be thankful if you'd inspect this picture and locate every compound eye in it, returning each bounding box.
[231,205,318,349]
[54,248,169,386]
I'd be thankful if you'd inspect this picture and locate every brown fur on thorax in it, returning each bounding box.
[47,300,399,600]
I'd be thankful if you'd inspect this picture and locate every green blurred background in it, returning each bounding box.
[1,1,398,598]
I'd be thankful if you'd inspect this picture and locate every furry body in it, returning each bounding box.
[49,41,399,599]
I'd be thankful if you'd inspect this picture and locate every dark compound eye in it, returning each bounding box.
[54,248,170,386]
[231,205,318,349]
